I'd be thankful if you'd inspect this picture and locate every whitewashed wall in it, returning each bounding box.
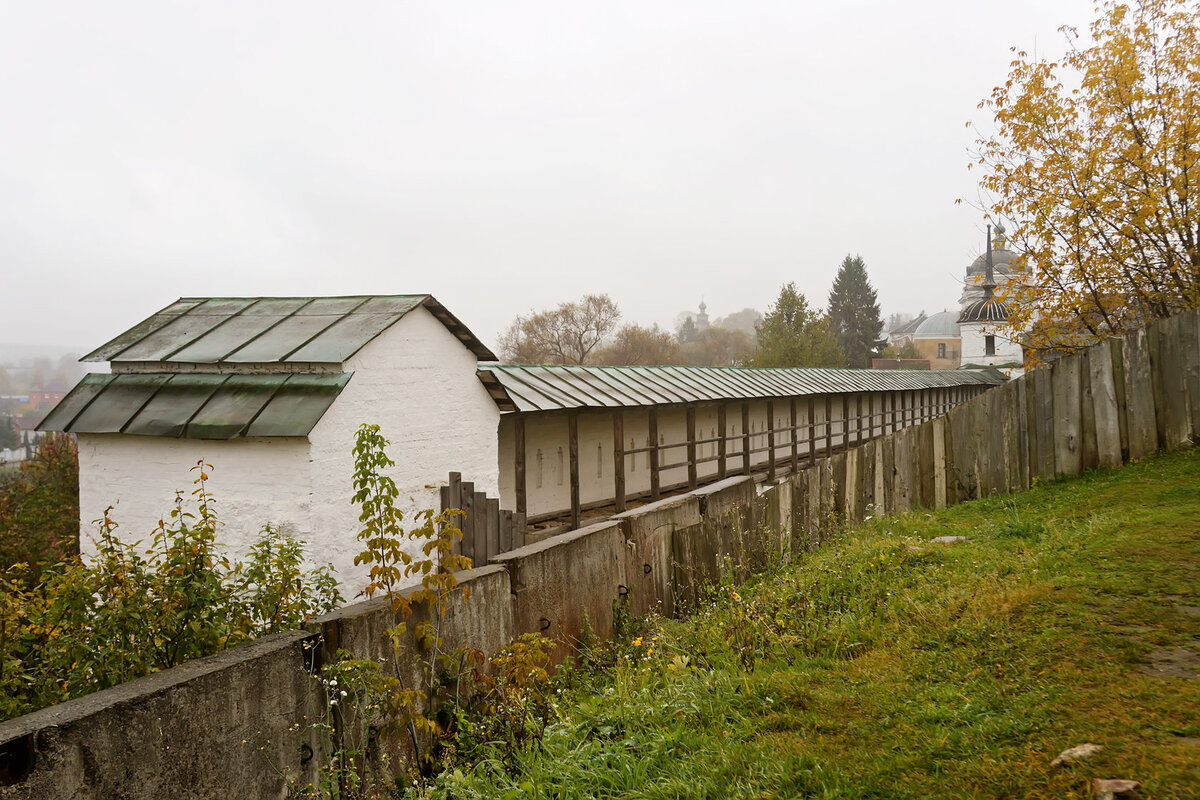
[306,306,500,591]
[960,322,1025,377]
[496,395,854,520]
[77,434,313,563]
[77,305,500,597]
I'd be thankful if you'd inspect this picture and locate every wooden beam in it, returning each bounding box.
[460,482,475,562]
[568,412,580,530]
[766,399,776,480]
[686,404,698,490]
[806,396,815,462]
[855,393,863,445]
[649,407,661,500]
[613,410,626,512]
[513,416,526,516]
[741,402,751,475]
[790,397,799,468]
[842,394,850,449]
[824,395,833,457]
[717,404,727,479]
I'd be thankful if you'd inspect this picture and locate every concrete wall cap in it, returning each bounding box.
[489,520,623,563]
[0,630,314,744]
[689,475,755,497]
[612,493,700,519]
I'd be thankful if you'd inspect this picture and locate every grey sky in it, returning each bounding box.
[1,0,1094,355]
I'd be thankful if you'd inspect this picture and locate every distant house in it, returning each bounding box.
[44,294,1004,591]
[886,312,926,348]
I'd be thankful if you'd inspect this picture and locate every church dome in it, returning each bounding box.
[966,247,1020,278]
[958,297,1011,324]
[913,310,960,338]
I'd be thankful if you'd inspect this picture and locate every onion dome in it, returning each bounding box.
[959,223,1012,324]
[958,296,1011,324]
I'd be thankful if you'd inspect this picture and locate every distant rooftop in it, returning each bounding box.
[84,295,496,365]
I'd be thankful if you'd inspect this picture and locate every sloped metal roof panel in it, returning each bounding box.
[478,364,1004,413]
[83,294,496,364]
[38,372,352,439]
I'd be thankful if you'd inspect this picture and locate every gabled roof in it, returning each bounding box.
[84,295,496,364]
[38,372,352,439]
[478,364,1005,413]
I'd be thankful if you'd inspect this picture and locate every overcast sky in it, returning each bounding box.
[1,0,1095,355]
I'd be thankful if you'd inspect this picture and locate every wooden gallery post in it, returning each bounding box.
[568,411,580,530]
[613,410,626,512]
[514,415,527,522]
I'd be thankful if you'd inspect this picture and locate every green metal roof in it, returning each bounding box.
[477,364,1005,413]
[84,295,496,364]
[38,372,352,439]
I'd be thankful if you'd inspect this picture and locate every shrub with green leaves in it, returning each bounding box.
[0,461,341,721]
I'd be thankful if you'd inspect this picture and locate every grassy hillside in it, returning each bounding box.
[428,447,1200,799]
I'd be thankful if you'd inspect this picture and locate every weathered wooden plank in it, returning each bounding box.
[830,451,847,521]
[1087,340,1122,467]
[842,447,858,523]
[485,497,500,561]
[1080,349,1100,472]
[1182,308,1200,441]
[892,427,914,513]
[860,439,876,518]
[880,431,896,512]
[1015,378,1030,490]
[932,416,947,509]
[568,412,580,529]
[1120,327,1158,460]
[460,482,475,562]
[948,403,977,501]
[1147,316,1187,449]
[1110,337,1130,463]
[940,407,956,506]
[917,421,935,509]
[473,491,488,560]
[1052,354,1083,478]
[1032,366,1056,481]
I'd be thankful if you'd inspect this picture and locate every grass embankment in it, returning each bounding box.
[432,447,1200,799]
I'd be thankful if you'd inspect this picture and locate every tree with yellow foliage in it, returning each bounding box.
[973,0,1200,353]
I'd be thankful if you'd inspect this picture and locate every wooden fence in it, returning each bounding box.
[439,472,525,565]
[785,308,1200,538]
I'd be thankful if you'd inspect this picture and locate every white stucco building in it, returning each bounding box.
[41,295,500,590]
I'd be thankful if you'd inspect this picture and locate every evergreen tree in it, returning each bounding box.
[748,283,844,368]
[827,254,886,367]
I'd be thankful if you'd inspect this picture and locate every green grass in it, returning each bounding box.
[427,448,1200,799]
